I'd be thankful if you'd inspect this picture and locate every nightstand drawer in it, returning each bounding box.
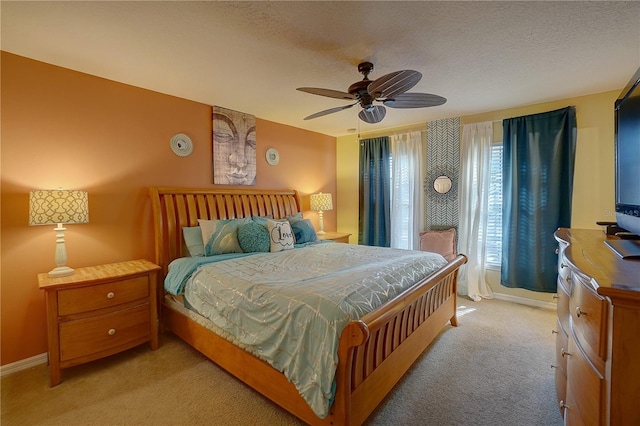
[58,276,149,316]
[59,303,151,361]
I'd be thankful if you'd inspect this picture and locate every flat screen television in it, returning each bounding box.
[607,65,640,258]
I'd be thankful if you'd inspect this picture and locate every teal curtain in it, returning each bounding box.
[501,107,577,292]
[359,137,391,246]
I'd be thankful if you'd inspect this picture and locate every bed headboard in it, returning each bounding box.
[149,187,301,275]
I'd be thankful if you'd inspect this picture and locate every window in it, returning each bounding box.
[390,154,412,249]
[389,132,423,250]
[485,142,503,267]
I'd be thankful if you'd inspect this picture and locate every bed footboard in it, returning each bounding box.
[329,254,466,426]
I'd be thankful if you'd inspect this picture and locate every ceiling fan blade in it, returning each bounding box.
[297,87,356,100]
[303,102,357,120]
[383,93,447,108]
[358,105,386,124]
[367,70,422,99]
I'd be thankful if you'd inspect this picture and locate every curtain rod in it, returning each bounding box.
[356,119,502,138]
[458,119,502,127]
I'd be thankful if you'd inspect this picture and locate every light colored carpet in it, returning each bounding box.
[1,298,562,426]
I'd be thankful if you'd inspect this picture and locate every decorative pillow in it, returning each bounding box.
[291,219,318,244]
[286,212,304,224]
[199,218,251,256]
[267,219,295,252]
[251,215,273,227]
[237,222,270,253]
[182,226,205,257]
[419,228,456,261]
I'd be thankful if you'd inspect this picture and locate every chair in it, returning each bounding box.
[418,228,457,261]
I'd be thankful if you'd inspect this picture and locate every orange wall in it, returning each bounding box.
[0,52,337,365]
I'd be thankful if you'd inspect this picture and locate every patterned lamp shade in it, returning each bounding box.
[310,192,333,212]
[29,190,89,225]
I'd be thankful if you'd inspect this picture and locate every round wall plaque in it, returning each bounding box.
[266,147,280,165]
[170,133,193,157]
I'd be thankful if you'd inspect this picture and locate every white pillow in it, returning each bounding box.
[267,219,295,252]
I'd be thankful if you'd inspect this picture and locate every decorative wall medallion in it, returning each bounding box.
[425,167,458,200]
[266,148,280,166]
[170,133,193,157]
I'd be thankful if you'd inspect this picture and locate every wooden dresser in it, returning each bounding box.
[554,229,640,425]
[38,259,160,386]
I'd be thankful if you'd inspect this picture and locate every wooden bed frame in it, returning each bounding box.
[149,186,467,426]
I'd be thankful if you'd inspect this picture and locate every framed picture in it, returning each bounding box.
[212,106,256,185]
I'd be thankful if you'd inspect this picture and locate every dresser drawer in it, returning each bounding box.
[554,321,568,417]
[564,405,588,426]
[557,244,571,285]
[58,276,150,316]
[59,303,151,361]
[557,278,571,335]
[555,320,569,374]
[570,273,608,361]
[566,338,605,426]
[555,367,567,419]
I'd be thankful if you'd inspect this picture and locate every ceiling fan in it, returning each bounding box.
[297,62,446,124]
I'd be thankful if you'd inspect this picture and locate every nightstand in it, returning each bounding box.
[318,232,351,243]
[38,259,160,386]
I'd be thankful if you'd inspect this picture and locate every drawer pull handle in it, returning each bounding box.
[108,328,116,336]
[555,248,559,255]
[551,364,558,369]
[559,400,567,410]
[561,348,571,357]
[107,292,115,299]
[560,263,567,269]
[551,329,558,335]
[575,307,587,318]
[552,294,559,300]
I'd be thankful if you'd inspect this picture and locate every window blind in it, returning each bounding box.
[485,143,503,267]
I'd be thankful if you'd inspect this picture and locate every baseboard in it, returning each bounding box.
[492,293,557,311]
[0,352,47,377]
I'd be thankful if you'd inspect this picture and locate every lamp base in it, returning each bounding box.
[48,266,75,278]
[317,230,326,235]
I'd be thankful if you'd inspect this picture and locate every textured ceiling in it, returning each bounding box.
[2,1,639,136]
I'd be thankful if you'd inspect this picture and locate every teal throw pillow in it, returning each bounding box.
[237,222,270,253]
[286,212,304,224]
[251,215,273,227]
[182,226,205,257]
[291,219,318,244]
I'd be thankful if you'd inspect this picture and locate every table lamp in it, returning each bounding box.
[29,189,89,277]
[310,192,333,235]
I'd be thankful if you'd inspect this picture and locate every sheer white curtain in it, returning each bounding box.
[390,131,424,250]
[458,122,494,301]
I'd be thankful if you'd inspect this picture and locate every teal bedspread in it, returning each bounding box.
[166,243,447,418]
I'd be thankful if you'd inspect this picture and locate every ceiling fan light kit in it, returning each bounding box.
[297,62,446,124]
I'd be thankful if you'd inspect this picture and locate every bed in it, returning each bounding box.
[149,186,467,425]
